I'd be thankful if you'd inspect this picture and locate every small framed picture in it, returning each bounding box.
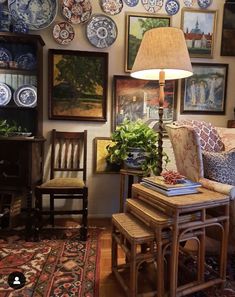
[93,137,120,174]
[221,2,235,56]
[48,49,108,122]
[125,12,171,72]
[181,8,217,58]
[112,75,177,132]
[181,63,228,115]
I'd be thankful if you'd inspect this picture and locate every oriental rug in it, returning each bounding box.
[0,228,101,297]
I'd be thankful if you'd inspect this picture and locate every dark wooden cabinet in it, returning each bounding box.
[227,120,235,128]
[0,33,45,233]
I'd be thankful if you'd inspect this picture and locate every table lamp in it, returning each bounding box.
[131,27,193,175]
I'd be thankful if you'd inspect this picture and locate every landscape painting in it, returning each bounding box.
[181,9,217,58]
[125,13,171,72]
[181,63,228,115]
[48,49,108,121]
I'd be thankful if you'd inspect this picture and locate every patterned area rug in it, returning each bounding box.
[0,228,101,297]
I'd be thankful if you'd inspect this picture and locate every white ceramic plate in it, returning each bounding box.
[8,0,57,30]
[14,85,37,107]
[0,83,12,106]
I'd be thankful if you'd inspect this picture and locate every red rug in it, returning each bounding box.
[0,228,101,297]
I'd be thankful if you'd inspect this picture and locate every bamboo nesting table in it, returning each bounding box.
[132,183,230,297]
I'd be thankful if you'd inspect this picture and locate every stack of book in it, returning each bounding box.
[140,176,201,197]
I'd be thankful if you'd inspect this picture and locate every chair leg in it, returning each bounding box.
[34,188,42,241]
[81,188,88,241]
[50,194,54,226]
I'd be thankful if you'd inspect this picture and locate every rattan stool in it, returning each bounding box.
[112,213,156,297]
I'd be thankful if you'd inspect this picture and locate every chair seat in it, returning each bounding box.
[40,177,85,188]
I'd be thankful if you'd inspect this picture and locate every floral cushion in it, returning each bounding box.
[202,149,235,186]
[176,120,224,152]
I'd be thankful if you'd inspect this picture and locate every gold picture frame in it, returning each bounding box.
[94,137,120,174]
[181,8,217,58]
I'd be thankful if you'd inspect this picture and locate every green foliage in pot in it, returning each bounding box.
[106,119,169,175]
[0,119,27,136]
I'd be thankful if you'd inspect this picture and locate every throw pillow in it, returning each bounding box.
[202,149,235,186]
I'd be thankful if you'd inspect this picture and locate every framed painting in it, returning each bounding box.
[221,2,235,56]
[112,75,177,132]
[181,8,217,58]
[94,137,120,174]
[125,12,171,72]
[181,63,228,115]
[48,49,108,121]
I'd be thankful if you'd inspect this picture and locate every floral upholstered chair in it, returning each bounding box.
[165,120,235,246]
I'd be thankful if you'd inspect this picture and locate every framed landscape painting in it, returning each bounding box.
[125,13,171,72]
[48,49,108,121]
[181,9,217,58]
[112,75,177,132]
[181,63,228,115]
[94,137,120,174]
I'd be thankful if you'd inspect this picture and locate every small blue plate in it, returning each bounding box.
[197,0,212,8]
[15,53,36,70]
[165,0,180,15]
[14,85,37,108]
[0,82,11,106]
[123,0,139,6]
[0,47,12,62]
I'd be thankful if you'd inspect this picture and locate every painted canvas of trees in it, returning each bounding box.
[48,49,108,121]
[125,13,171,72]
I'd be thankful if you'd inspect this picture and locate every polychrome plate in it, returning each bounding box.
[165,0,180,15]
[62,0,92,25]
[14,85,37,107]
[15,53,36,70]
[197,0,212,8]
[123,0,139,6]
[100,0,123,15]
[0,47,12,62]
[53,22,75,45]
[141,0,163,13]
[0,83,11,106]
[184,0,195,7]
[86,14,118,48]
[8,0,57,30]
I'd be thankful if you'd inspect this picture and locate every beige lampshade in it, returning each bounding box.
[131,27,193,80]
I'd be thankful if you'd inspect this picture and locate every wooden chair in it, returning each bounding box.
[35,129,88,241]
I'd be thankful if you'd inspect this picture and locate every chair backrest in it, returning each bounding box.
[50,129,87,182]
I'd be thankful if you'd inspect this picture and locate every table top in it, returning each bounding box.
[120,168,147,176]
[132,183,229,211]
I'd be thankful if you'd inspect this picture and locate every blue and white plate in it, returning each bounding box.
[8,0,57,30]
[141,0,163,13]
[184,0,195,7]
[165,0,180,15]
[0,47,12,62]
[197,0,212,8]
[123,0,139,7]
[15,53,36,70]
[0,83,11,106]
[14,85,37,107]
[86,14,118,48]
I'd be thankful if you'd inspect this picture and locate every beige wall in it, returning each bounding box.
[38,0,233,217]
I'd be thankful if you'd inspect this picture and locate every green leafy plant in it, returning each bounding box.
[106,120,169,175]
[0,120,28,136]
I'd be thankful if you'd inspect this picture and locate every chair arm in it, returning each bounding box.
[216,127,235,151]
[199,177,235,200]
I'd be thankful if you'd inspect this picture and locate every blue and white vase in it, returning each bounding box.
[124,148,147,170]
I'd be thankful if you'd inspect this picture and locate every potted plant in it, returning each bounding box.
[106,119,169,175]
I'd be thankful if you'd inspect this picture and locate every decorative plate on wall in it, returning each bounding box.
[86,14,118,48]
[165,0,180,15]
[0,47,12,62]
[61,0,92,24]
[184,0,195,7]
[14,85,37,107]
[53,22,75,45]
[8,0,57,30]
[197,0,212,8]
[100,0,123,15]
[141,0,163,13]
[123,0,139,7]
[0,83,11,106]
